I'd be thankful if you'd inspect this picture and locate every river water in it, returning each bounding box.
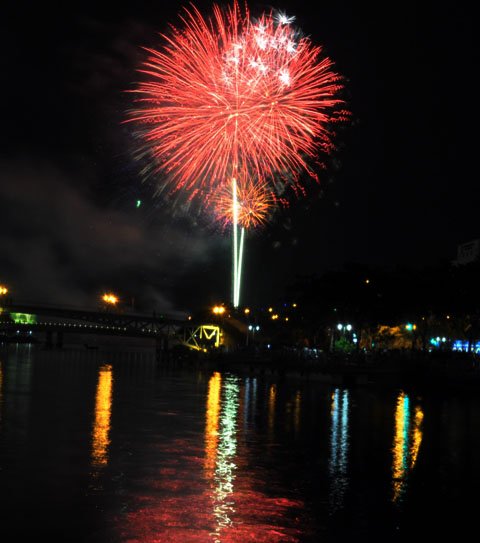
[1,344,479,542]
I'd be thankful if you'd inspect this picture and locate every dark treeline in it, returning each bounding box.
[271,259,480,351]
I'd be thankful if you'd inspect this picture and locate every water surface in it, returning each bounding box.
[1,344,479,541]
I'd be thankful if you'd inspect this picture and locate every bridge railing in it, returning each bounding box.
[2,299,188,322]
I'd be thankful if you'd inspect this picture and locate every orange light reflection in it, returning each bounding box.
[91,363,113,469]
[205,372,222,473]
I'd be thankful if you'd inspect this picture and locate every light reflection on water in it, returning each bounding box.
[0,346,477,541]
[293,390,301,437]
[210,374,239,541]
[2,346,33,446]
[0,358,3,428]
[268,383,276,439]
[328,388,349,513]
[243,376,257,431]
[91,363,114,473]
[205,372,221,474]
[392,391,424,503]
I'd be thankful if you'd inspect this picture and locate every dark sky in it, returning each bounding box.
[1,1,477,315]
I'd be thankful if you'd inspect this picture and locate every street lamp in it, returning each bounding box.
[212,305,226,316]
[102,293,118,306]
[246,324,260,346]
[405,323,417,350]
[332,323,354,352]
[0,286,8,316]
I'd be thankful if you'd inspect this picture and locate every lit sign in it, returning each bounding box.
[10,313,37,325]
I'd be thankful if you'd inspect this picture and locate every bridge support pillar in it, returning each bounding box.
[45,330,53,349]
[45,330,63,349]
[155,337,170,364]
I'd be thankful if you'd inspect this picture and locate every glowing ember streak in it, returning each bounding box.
[233,177,240,307]
[127,0,348,207]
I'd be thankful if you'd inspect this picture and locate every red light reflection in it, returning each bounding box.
[119,374,304,542]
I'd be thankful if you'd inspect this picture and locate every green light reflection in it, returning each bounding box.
[211,374,240,541]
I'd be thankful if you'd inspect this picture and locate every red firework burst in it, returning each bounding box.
[127,0,348,220]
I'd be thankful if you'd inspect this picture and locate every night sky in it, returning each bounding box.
[1,1,477,315]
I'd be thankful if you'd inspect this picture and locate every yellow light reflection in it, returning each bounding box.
[205,372,221,473]
[91,363,113,468]
[268,384,276,437]
[410,405,424,469]
[392,392,408,501]
[293,390,301,435]
[0,361,3,427]
[392,392,423,502]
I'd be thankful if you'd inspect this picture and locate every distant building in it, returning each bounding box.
[453,239,480,266]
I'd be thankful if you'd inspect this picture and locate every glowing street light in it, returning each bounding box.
[405,323,417,350]
[102,293,118,305]
[332,323,354,352]
[0,285,8,296]
[212,305,226,316]
[246,324,260,346]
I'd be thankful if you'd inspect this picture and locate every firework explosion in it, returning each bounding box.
[213,178,276,230]
[127,1,348,305]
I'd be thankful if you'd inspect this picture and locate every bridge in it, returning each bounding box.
[0,301,223,353]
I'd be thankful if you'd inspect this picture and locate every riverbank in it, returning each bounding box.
[185,348,480,389]
[4,338,480,389]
